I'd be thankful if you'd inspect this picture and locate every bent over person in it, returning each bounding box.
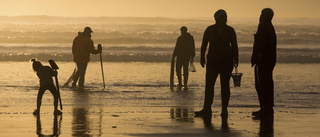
[172,26,195,89]
[72,27,101,89]
[195,9,239,117]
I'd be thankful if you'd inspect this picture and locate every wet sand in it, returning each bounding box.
[0,62,319,136]
[0,105,319,137]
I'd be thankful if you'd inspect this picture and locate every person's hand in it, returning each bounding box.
[98,44,102,53]
[171,56,175,62]
[234,59,239,68]
[53,71,57,76]
[190,57,194,63]
[200,56,205,68]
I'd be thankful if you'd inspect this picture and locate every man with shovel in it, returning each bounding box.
[72,27,101,89]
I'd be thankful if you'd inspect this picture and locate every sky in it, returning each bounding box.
[0,0,319,19]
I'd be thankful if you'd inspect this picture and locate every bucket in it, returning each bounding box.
[231,67,243,87]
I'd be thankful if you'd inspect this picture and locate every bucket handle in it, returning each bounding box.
[234,66,238,74]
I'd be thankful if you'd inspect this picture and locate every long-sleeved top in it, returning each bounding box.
[72,32,98,63]
[201,24,238,61]
[37,66,55,87]
[251,21,277,67]
[173,33,195,58]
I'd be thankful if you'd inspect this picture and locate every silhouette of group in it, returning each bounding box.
[31,8,277,120]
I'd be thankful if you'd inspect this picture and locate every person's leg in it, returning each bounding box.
[34,86,47,115]
[78,63,88,88]
[259,65,274,113]
[252,65,264,116]
[219,57,233,115]
[182,58,190,89]
[199,61,218,110]
[176,57,183,88]
[72,63,80,87]
[48,84,58,111]
[48,84,62,115]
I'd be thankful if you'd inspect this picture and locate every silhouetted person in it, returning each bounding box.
[172,26,195,89]
[72,27,101,89]
[251,8,277,117]
[195,9,239,117]
[31,59,62,115]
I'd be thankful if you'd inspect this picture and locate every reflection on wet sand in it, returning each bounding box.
[71,89,103,137]
[36,115,62,137]
[253,115,274,137]
[72,108,90,137]
[199,114,230,132]
[170,107,194,123]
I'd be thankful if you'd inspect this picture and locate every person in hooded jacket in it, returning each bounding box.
[72,27,101,89]
[172,26,195,89]
[251,8,277,117]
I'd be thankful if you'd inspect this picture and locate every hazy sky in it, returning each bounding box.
[0,0,319,19]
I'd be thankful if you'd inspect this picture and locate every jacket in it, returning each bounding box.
[201,24,238,61]
[72,32,97,63]
[251,21,277,67]
[173,33,195,58]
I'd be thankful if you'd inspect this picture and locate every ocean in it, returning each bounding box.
[0,16,320,63]
[0,16,320,137]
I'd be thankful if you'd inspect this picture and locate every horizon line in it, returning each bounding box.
[0,15,319,20]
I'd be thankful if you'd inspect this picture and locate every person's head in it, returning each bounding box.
[214,9,227,26]
[260,8,274,23]
[180,26,188,35]
[31,59,42,72]
[83,26,93,38]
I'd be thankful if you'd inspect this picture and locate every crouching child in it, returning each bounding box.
[31,59,62,115]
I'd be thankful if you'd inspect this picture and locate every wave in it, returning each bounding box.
[1,16,320,45]
[1,46,320,63]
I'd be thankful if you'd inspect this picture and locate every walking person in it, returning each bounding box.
[31,59,62,115]
[172,26,195,89]
[72,27,101,89]
[251,8,277,117]
[195,9,239,117]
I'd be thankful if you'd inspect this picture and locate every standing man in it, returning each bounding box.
[195,9,239,117]
[72,27,101,89]
[172,26,195,89]
[251,8,277,117]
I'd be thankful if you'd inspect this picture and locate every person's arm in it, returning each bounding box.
[231,28,239,67]
[88,39,101,54]
[190,36,195,62]
[200,27,210,67]
[172,37,180,60]
[252,23,267,66]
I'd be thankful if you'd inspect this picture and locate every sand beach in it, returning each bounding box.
[0,62,319,137]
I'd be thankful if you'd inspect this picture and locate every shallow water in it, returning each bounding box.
[0,62,320,136]
[0,62,319,110]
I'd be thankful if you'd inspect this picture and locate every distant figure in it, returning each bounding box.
[251,8,277,117]
[172,26,195,89]
[72,27,101,89]
[31,59,62,115]
[195,9,239,117]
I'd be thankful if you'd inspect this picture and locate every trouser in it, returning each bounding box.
[73,63,88,87]
[254,64,274,111]
[176,57,190,86]
[203,56,233,110]
[37,84,58,111]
